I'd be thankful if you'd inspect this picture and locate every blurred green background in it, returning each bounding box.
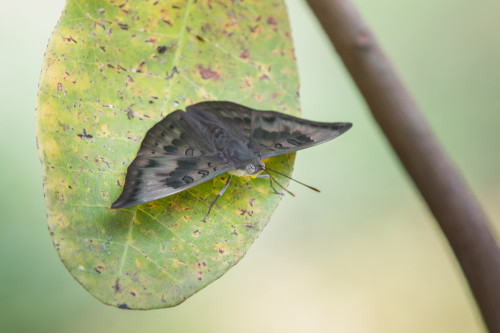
[1,0,499,332]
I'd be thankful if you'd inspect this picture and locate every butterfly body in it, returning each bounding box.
[111,101,351,214]
[227,160,265,177]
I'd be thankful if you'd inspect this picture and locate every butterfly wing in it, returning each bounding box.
[136,110,216,158]
[187,101,352,159]
[113,102,351,208]
[111,156,229,208]
[186,101,254,140]
[250,111,352,158]
[111,110,230,209]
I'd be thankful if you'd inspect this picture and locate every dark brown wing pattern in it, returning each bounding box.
[136,110,215,158]
[186,101,352,159]
[111,110,230,209]
[250,111,352,159]
[111,156,229,208]
[186,101,254,139]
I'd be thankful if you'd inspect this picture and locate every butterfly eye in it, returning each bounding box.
[246,164,256,174]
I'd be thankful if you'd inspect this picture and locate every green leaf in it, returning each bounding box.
[36,0,300,309]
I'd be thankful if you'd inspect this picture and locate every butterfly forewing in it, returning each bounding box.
[187,101,351,159]
[250,111,352,159]
[138,110,216,158]
[111,109,232,209]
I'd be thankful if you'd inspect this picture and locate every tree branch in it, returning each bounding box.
[306,0,500,331]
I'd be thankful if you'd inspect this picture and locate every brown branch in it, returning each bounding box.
[306,0,500,331]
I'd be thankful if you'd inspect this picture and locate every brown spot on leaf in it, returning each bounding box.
[240,49,249,59]
[249,24,262,38]
[64,36,77,43]
[201,23,211,33]
[267,17,277,25]
[157,45,168,54]
[77,129,93,139]
[243,78,253,88]
[117,22,129,30]
[198,66,220,80]
[161,17,172,26]
[135,60,146,72]
[252,93,264,101]
[114,278,121,292]
[166,66,179,79]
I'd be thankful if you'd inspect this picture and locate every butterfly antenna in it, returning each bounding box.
[263,170,295,197]
[265,167,321,193]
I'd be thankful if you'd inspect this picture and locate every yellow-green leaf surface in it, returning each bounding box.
[37,0,299,309]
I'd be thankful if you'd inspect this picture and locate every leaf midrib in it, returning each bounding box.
[116,0,193,290]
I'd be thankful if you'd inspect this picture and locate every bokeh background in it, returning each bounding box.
[1,0,499,332]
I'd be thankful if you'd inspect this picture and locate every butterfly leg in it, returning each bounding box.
[257,174,284,195]
[203,175,232,222]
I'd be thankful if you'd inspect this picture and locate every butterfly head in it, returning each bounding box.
[237,159,265,177]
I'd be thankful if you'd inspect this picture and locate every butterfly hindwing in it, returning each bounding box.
[112,155,229,208]
[112,109,230,209]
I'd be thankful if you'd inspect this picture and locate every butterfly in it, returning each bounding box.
[111,101,352,220]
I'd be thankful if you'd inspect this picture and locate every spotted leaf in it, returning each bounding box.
[37,0,302,309]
